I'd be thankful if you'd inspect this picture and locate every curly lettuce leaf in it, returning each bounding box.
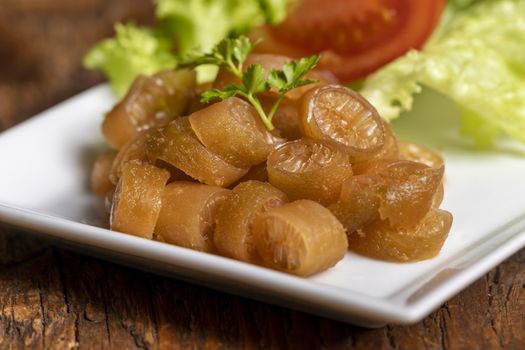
[85,0,289,95]
[83,23,177,97]
[155,0,289,55]
[156,0,257,56]
[361,0,525,147]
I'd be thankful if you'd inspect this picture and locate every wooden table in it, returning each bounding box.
[1,1,524,348]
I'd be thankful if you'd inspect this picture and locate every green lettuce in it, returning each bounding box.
[83,23,177,97]
[84,0,289,96]
[361,0,525,147]
[155,0,286,55]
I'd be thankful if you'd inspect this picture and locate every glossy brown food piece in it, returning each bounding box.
[348,209,453,262]
[91,150,117,196]
[155,182,230,252]
[328,175,380,235]
[374,161,444,227]
[398,141,444,169]
[300,85,385,161]
[253,200,347,276]
[267,138,353,205]
[110,161,170,239]
[352,120,399,175]
[214,181,288,263]
[109,131,151,184]
[102,69,196,149]
[330,160,444,233]
[110,131,190,184]
[146,117,248,187]
[189,97,281,168]
[432,183,445,208]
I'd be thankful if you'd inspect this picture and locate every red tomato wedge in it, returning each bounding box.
[251,0,445,82]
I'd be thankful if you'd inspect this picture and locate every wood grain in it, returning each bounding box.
[1,1,525,348]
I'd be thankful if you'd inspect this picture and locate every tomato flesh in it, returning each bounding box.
[253,0,445,81]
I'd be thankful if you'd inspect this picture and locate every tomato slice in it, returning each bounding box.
[251,0,445,82]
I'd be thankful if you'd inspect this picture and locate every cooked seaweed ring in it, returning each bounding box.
[299,85,385,160]
[398,141,444,169]
[102,69,196,149]
[253,200,348,276]
[109,131,152,184]
[432,183,445,208]
[348,209,453,262]
[110,161,170,239]
[146,117,248,187]
[189,97,280,168]
[352,120,399,175]
[109,132,193,184]
[214,181,288,263]
[374,161,444,228]
[155,182,230,252]
[267,138,352,206]
[91,150,117,196]
[328,175,380,235]
[331,160,444,232]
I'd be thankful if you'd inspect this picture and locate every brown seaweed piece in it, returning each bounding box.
[155,182,230,252]
[374,160,444,228]
[398,141,444,169]
[110,161,170,239]
[189,97,281,168]
[267,138,353,206]
[109,131,151,184]
[330,160,444,234]
[214,181,288,263]
[91,150,117,196]
[146,117,248,187]
[102,69,196,149]
[253,200,348,276]
[299,84,385,161]
[352,120,399,174]
[348,209,453,262]
[328,175,380,235]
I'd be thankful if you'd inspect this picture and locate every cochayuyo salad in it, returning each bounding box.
[87,0,525,276]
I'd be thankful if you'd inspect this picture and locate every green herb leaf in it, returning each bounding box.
[242,64,269,94]
[191,36,319,131]
[200,86,239,103]
[268,55,320,93]
[180,36,255,78]
[231,36,253,67]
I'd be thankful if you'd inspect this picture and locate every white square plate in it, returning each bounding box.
[2,85,525,327]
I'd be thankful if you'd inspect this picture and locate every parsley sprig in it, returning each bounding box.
[181,36,320,131]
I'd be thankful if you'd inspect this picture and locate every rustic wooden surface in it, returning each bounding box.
[1,1,525,349]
